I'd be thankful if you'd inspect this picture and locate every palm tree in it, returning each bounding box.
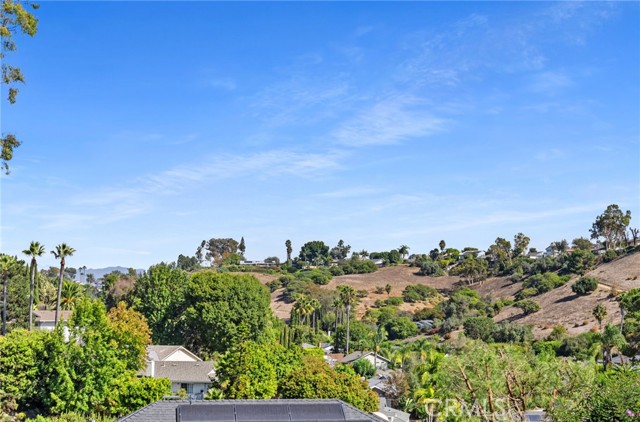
[60,279,81,310]
[593,303,607,332]
[600,324,626,369]
[285,240,292,263]
[51,243,75,326]
[371,326,387,370]
[333,297,344,333]
[398,245,409,260]
[338,285,357,354]
[23,241,45,331]
[359,250,369,260]
[439,240,446,252]
[1,255,18,335]
[309,298,321,330]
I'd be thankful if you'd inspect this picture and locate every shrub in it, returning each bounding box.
[532,340,562,356]
[385,296,403,306]
[547,325,568,341]
[402,285,437,303]
[356,289,368,299]
[413,307,445,321]
[491,322,533,343]
[463,317,496,340]
[572,276,598,296]
[351,359,376,378]
[523,272,568,295]
[384,317,418,340]
[267,279,282,292]
[374,286,385,294]
[603,249,618,263]
[417,259,444,277]
[515,288,538,301]
[515,300,541,315]
[329,266,345,276]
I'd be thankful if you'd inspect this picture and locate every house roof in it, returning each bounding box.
[117,399,384,422]
[147,345,202,362]
[153,361,215,384]
[340,351,390,364]
[33,310,72,322]
[328,353,345,360]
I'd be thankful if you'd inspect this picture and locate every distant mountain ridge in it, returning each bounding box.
[75,266,144,281]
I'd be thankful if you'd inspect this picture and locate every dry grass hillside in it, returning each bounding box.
[249,252,639,335]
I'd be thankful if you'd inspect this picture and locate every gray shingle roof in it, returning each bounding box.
[339,351,390,364]
[147,345,202,362]
[153,361,215,383]
[117,399,384,422]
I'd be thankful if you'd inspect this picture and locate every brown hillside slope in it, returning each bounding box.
[491,252,639,339]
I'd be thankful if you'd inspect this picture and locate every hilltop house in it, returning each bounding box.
[142,345,215,399]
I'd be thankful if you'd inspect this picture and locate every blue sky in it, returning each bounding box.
[1,1,639,270]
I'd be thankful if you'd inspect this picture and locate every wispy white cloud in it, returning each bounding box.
[529,71,573,95]
[333,95,446,147]
[315,187,384,199]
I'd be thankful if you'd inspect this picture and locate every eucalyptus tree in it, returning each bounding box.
[338,285,358,354]
[22,241,45,330]
[51,243,75,326]
[0,255,18,335]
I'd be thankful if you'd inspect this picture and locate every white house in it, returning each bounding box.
[339,351,390,371]
[33,310,73,331]
[142,345,215,399]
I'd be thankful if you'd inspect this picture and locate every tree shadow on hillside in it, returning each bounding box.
[555,294,578,304]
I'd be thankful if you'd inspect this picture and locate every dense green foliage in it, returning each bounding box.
[0,299,169,420]
[183,272,272,355]
[572,276,599,295]
[402,284,437,303]
[279,356,378,413]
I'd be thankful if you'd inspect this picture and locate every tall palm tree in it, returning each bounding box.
[51,243,75,326]
[338,285,357,354]
[22,241,45,331]
[398,245,410,260]
[1,255,18,335]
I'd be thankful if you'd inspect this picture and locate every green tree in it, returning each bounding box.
[513,232,531,258]
[450,255,488,284]
[129,263,189,344]
[176,254,199,272]
[182,272,272,355]
[590,204,632,250]
[238,236,246,257]
[352,358,376,377]
[384,283,392,297]
[384,316,418,340]
[299,240,330,266]
[196,238,239,265]
[279,355,378,413]
[338,285,358,354]
[572,237,593,251]
[600,324,626,370]
[107,301,151,371]
[572,276,599,296]
[593,303,607,332]
[515,300,541,315]
[564,249,596,275]
[439,240,446,252]
[330,240,351,260]
[398,245,410,259]
[51,243,75,326]
[215,341,278,399]
[0,0,38,174]
[0,255,19,335]
[23,241,45,331]
[285,239,292,262]
[463,316,496,340]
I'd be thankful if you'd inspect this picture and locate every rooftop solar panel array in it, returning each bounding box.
[176,403,351,422]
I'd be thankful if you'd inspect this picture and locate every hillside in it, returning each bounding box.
[259,252,639,337]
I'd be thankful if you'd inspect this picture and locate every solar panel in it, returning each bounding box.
[177,404,236,422]
[288,403,345,421]
[235,403,291,421]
